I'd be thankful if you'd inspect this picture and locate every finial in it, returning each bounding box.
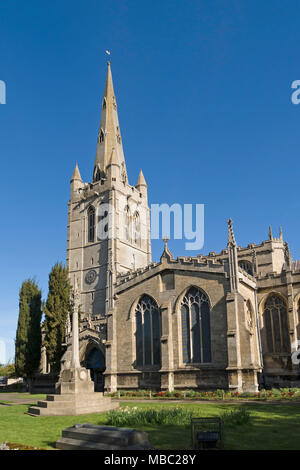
[105,50,111,65]
[163,235,170,248]
[268,225,273,240]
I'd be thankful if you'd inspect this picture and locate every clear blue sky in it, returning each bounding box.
[0,0,300,362]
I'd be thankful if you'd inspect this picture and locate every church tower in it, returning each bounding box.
[66,61,152,318]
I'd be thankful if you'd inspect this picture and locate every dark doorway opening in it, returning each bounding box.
[86,348,105,392]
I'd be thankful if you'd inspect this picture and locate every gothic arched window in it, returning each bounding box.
[180,287,211,363]
[264,294,289,353]
[124,206,131,242]
[88,206,95,243]
[133,212,141,247]
[238,260,253,276]
[135,295,161,367]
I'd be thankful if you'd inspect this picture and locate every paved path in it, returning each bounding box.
[0,393,42,406]
[1,393,300,407]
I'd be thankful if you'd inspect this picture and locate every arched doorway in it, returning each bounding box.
[86,347,105,392]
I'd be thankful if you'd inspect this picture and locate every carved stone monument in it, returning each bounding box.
[28,282,119,416]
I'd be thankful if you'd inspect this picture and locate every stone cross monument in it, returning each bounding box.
[27,282,119,416]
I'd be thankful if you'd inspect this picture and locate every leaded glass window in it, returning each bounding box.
[180,287,211,363]
[264,294,289,353]
[135,295,161,367]
[88,206,95,243]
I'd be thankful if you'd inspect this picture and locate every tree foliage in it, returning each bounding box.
[43,263,72,371]
[0,363,16,378]
[15,279,42,378]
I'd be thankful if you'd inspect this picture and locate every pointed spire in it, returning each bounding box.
[268,225,273,240]
[71,162,82,181]
[228,218,236,245]
[93,61,127,181]
[136,169,147,187]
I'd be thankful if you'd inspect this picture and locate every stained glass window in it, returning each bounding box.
[264,294,289,353]
[180,287,211,363]
[135,295,161,367]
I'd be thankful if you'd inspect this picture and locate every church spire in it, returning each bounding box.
[93,61,127,181]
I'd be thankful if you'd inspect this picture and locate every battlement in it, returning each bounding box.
[115,255,226,287]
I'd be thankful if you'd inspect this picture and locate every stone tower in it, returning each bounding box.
[66,61,152,319]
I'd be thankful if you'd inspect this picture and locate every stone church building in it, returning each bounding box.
[41,62,300,393]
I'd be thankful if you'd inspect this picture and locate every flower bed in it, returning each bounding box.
[107,387,300,401]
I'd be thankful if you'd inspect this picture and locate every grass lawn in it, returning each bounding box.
[0,401,299,450]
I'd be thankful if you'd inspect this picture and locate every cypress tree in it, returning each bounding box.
[43,263,72,371]
[15,279,42,378]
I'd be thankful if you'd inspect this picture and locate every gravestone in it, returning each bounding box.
[56,423,153,450]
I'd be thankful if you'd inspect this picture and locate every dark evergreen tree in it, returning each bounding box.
[15,279,42,378]
[43,263,72,371]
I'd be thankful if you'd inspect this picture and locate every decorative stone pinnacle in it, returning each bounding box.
[279,226,283,241]
[227,219,236,245]
[268,225,273,240]
[160,236,174,262]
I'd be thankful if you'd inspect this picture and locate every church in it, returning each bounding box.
[41,61,300,393]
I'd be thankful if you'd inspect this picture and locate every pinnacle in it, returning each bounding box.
[71,163,82,181]
[136,169,147,187]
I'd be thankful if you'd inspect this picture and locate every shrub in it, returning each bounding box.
[185,389,198,398]
[271,388,281,397]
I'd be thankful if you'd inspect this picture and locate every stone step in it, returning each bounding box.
[27,406,75,416]
[61,424,149,446]
[46,393,104,401]
[37,395,113,409]
[37,400,73,409]
[56,437,124,450]
[27,400,119,416]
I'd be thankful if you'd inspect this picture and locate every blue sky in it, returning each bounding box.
[0,0,300,362]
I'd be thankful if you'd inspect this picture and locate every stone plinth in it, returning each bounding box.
[27,367,119,416]
[56,423,153,450]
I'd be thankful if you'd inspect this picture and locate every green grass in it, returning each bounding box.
[0,401,300,450]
